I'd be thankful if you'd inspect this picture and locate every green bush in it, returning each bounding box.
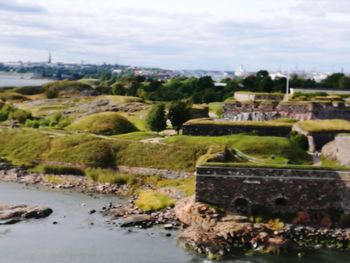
[289,131,309,151]
[39,165,85,176]
[0,104,14,121]
[25,119,40,128]
[9,109,32,123]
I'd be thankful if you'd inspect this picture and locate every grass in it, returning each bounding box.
[118,109,150,131]
[97,95,143,104]
[0,128,311,172]
[297,120,350,133]
[85,168,137,184]
[67,112,138,135]
[112,131,160,141]
[185,118,293,128]
[165,135,311,165]
[0,128,51,166]
[42,175,68,185]
[135,190,175,212]
[0,129,206,171]
[0,91,29,101]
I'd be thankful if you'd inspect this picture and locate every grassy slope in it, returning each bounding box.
[0,128,311,171]
[0,128,206,171]
[165,135,311,165]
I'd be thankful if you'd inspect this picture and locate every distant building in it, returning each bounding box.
[48,53,52,64]
[234,65,248,78]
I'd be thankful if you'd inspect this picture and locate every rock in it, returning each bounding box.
[120,214,154,228]
[0,205,53,225]
[163,223,173,230]
[52,221,58,225]
[89,209,96,215]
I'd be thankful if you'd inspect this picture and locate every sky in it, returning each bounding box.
[1,0,350,71]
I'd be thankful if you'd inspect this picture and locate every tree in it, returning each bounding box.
[339,76,350,90]
[146,103,167,132]
[168,101,191,134]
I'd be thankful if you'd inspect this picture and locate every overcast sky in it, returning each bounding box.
[1,0,350,71]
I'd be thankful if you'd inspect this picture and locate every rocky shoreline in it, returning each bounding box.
[0,159,179,229]
[175,197,350,260]
[2,159,350,260]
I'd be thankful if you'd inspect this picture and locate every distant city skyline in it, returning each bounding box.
[1,0,350,71]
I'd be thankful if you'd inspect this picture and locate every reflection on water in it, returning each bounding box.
[0,183,349,263]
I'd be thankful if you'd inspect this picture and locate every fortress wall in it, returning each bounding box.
[196,166,350,216]
[182,123,291,137]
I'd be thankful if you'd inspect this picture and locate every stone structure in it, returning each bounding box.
[234,92,285,102]
[223,101,350,121]
[322,135,350,168]
[196,165,350,224]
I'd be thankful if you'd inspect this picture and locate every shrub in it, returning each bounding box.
[39,165,85,176]
[48,112,71,128]
[9,109,32,123]
[0,104,14,121]
[135,190,175,211]
[45,87,59,99]
[85,168,136,185]
[25,119,40,128]
[289,131,309,151]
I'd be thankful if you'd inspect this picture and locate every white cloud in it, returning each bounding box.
[0,0,349,71]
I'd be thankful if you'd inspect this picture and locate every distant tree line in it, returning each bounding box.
[98,70,350,103]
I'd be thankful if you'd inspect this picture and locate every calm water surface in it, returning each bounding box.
[1,183,350,263]
[0,74,52,87]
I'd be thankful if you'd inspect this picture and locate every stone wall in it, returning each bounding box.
[223,101,350,121]
[196,166,350,218]
[182,123,291,137]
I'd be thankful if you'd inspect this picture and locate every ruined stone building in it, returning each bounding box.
[223,92,350,121]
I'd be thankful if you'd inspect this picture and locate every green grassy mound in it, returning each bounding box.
[67,112,138,135]
[297,120,350,133]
